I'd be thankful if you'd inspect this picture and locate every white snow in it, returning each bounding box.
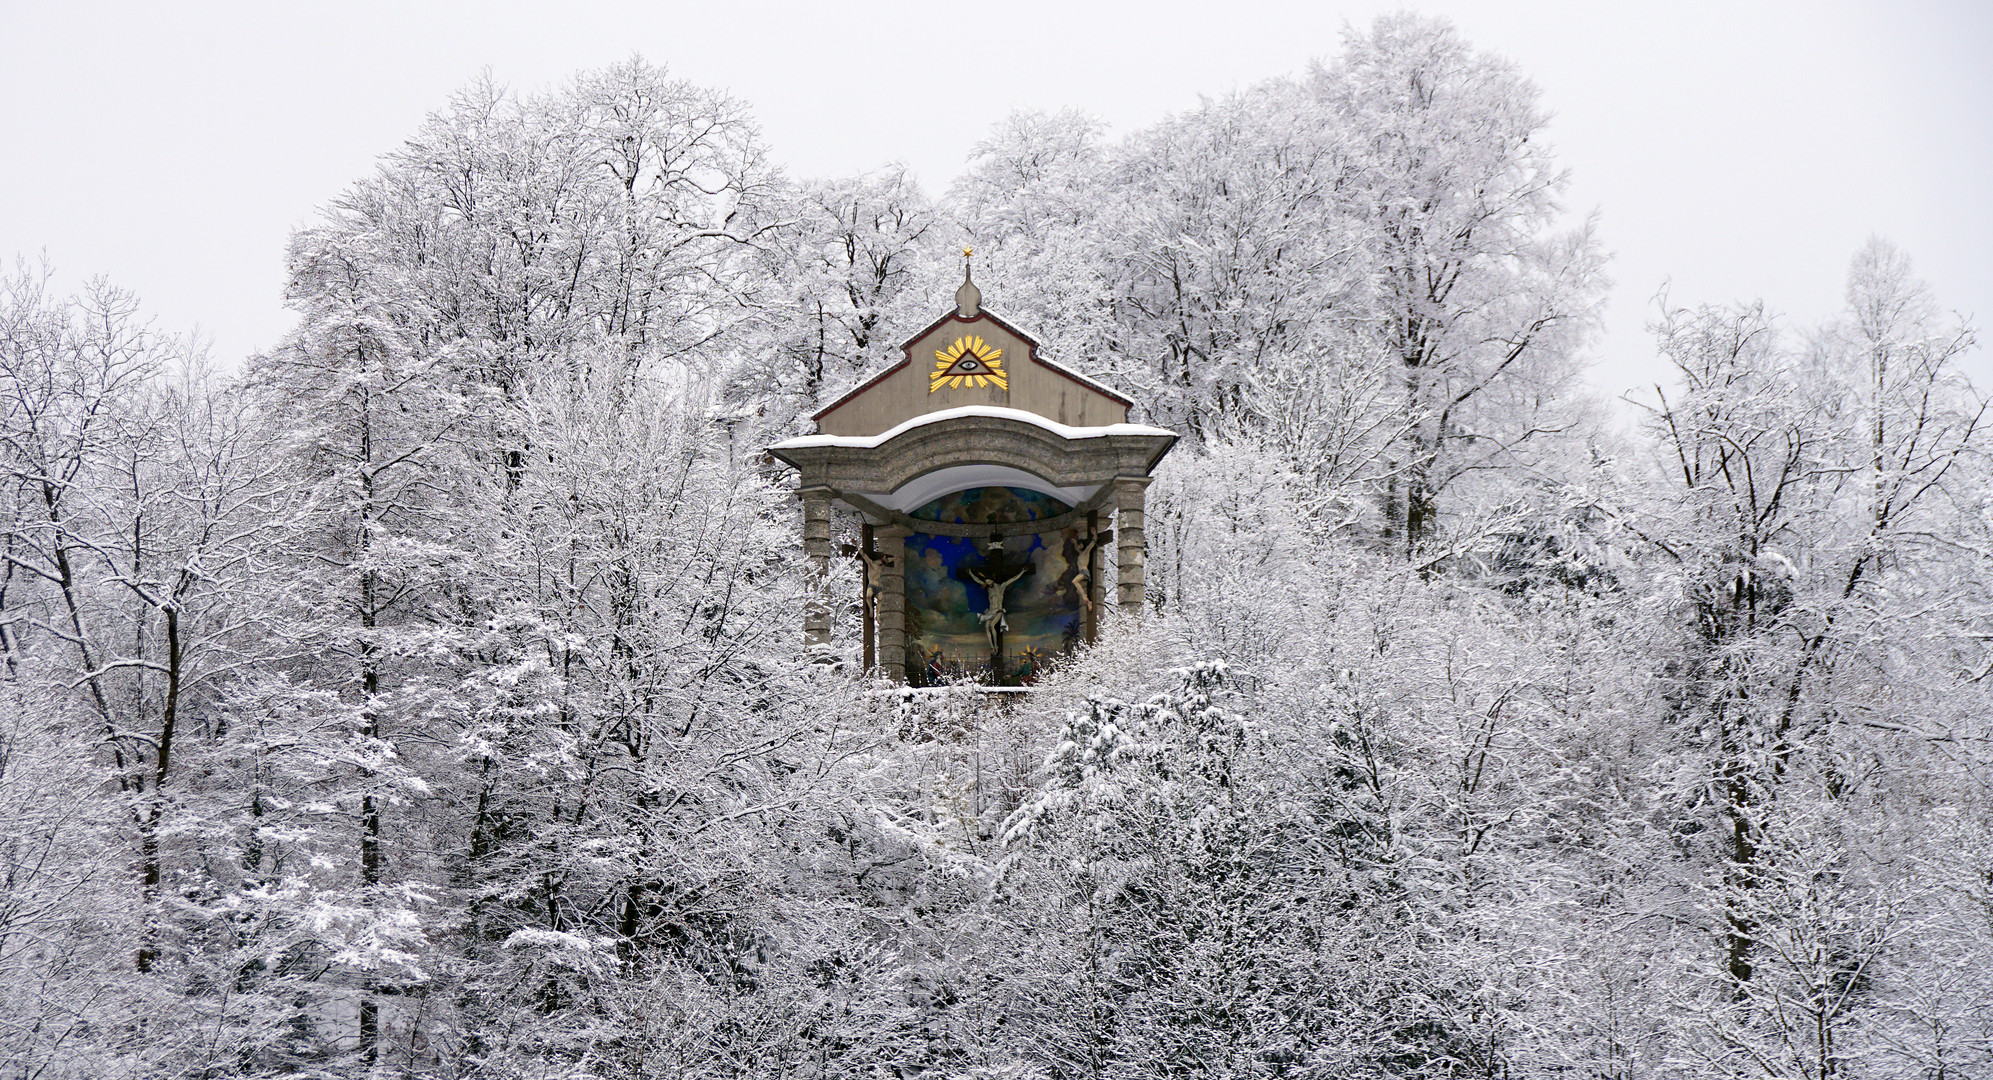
[769,405,1174,451]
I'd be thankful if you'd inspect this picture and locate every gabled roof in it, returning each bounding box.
[810,306,1133,423]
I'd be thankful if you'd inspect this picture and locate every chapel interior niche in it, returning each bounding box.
[900,486,1089,686]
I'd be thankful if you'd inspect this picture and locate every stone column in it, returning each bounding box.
[875,523,911,682]
[1112,475,1150,614]
[801,486,834,652]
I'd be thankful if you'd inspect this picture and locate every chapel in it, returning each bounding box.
[768,260,1176,685]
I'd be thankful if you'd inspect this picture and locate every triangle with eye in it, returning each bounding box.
[930,335,1008,392]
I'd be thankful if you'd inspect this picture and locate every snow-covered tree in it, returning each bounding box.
[1313,14,1605,552]
[6,28,1992,1080]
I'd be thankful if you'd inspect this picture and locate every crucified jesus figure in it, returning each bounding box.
[968,562,1029,652]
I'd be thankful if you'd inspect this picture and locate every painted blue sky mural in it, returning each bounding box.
[903,487,1090,673]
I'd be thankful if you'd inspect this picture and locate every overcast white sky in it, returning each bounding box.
[2,0,1987,397]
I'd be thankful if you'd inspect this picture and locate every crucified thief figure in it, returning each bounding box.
[1070,531,1102,611]
[838,538,895,621]
[854,545,891,621]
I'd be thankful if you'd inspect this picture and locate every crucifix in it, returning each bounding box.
[957,533,1034,672]
[1078,513,1112,644]
[841,525,895,670]
[1070,529,1103,612]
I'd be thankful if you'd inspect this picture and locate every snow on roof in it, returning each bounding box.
[769,405,1174,451]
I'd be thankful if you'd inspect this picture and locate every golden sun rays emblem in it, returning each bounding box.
[930,335,1008,392]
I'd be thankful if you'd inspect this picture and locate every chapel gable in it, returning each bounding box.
[812,261,1131,438]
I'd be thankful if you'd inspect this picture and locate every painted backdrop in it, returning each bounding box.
[902,487,1092,680]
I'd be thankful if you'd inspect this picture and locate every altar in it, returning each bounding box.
[768,262,1176,684]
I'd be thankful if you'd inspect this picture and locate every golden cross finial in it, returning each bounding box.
[955,247,981,315]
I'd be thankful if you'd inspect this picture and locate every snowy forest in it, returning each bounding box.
[3,15,1991,1079]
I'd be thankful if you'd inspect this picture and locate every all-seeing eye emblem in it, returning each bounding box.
[930,336,1008,392]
